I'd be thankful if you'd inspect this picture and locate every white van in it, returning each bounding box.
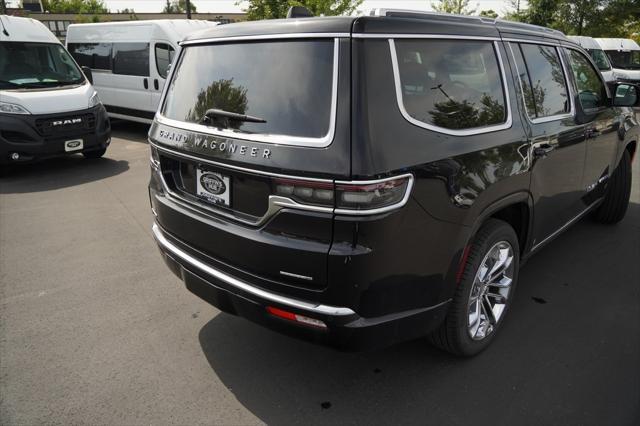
[1,15,111,166]
[66,20,218,124]
[595,38,640,83]
[568,36,615,82]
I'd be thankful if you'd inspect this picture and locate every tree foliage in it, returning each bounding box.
[242,0,363,21]
[162,0,197,14]
[479,9,498,18]
[41,0,108,13]
[431,0,476,15]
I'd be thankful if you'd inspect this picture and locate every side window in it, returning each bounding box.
[68,43,112,70]
[567,49,607,110]
[393,39,507,131]
[112,42,150,77]
[517,43,570,119]
[155,43,175,79]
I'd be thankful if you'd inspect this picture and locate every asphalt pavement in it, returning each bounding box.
[1,120,638,425]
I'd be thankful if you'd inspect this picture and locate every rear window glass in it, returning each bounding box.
[393,39,507,131]
[161,40,335,139]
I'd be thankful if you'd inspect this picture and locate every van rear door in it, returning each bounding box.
[149,36,351,292]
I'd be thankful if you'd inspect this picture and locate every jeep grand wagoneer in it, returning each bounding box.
[148,9,638,355]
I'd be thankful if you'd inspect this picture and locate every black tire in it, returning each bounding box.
[592,149,632,224]
[83,148,107,159]
[428,219,520,356]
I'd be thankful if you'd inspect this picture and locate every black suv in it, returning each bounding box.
[148,10,639,356]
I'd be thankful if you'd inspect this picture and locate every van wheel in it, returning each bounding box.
[83,148,106,159]
[592,149,632,224]
[428,219,519,356]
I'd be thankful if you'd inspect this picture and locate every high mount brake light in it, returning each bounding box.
[271,174,414,213]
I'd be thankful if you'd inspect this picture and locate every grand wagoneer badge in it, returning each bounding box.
[156,128,272,160]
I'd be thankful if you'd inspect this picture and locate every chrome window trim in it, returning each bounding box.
[334,174,415,216]
[389,38,513,137]
[156,38,340,148]
[501,37,562,47]
[152,223,356,316]
[180,32,351,46]
[353,33,500,41]
[507,41,575,124]
[150,141,333,183]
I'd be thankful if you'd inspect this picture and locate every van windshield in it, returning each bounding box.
[605,49,640,69]
[588,48,612,71]
[161,39,335,139]
[0,42,84,90]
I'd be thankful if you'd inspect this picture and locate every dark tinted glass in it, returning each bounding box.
[605,50,640,70]
[155,43,175,79]
[519,44,569,118]
[113,42,149,76]
[510,44,537,119]
[567,49,607,110]
[588,49,611,71]
[68,43,112,70]
[162,40,335,138]
[394,40,506,130]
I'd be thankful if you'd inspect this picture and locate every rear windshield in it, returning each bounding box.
[0,42,84,89]
[161,40,335,139]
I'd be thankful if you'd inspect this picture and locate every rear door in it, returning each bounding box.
[150,36,351,291]
[150,42,176,113]
[508,41,587,245]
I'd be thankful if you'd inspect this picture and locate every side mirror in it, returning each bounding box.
[612,83,639,107]
[81,66,93,84]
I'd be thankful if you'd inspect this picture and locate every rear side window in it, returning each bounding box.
[514,43,570,119]
[392,39,507,132]
[567,49,607,110]
[113,43,149,76]
[68,43,112,70]
[155,43,175,79]
[162,40,335,140]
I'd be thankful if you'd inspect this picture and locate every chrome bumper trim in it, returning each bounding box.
[152,223,356,317]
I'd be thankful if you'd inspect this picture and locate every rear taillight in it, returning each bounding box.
[266,306,328,329]
[335,175,413,212]
[270,174,413,214]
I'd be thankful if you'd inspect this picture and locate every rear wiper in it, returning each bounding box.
[201,108,267,129]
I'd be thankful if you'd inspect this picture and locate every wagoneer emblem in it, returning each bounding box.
[52,118,82,126]
[200,173,226,195]
[66,140,82,149]
[157,128,272,160]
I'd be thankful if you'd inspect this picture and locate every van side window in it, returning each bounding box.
[566,49,607,110]
[155,43,175,79]
[113,43,150,77]
[393,39,507,131]
[516,44,570,118]
[68,43,112,71]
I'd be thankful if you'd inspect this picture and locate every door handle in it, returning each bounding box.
[533,144,555,158]
[586,128,601,139]
[154,79,159,90]
[143,78,148,89]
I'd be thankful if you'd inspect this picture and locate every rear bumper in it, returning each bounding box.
[0,105,111,165]
[152,223,451,351]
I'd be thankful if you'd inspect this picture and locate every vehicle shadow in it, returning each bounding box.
[110,119,151,143]
[197,202,639,425]
[0,156,129,194]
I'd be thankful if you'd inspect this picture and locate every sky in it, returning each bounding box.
[9,0,520,16]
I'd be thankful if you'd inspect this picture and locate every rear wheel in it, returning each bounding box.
[429,219,519,356]
[592,149,632,224]
[83,148,106,159]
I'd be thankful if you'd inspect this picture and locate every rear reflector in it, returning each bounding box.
[266,306,328,329]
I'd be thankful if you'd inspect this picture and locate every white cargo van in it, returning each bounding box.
[66,20,218,124]
[1,15,111,166]
[595,38,640,83]
[568,36,615,82]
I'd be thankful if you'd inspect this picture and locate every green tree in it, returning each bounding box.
[42,0,108,13]
[162,0,197,14]
[241,0,363,21]
[431,0,477,15]
[186,79,249,128]
[479,9,498,18]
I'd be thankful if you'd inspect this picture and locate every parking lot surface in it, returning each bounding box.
[1,121,639,425]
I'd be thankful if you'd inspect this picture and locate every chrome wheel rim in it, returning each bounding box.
[467,241,515,341]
